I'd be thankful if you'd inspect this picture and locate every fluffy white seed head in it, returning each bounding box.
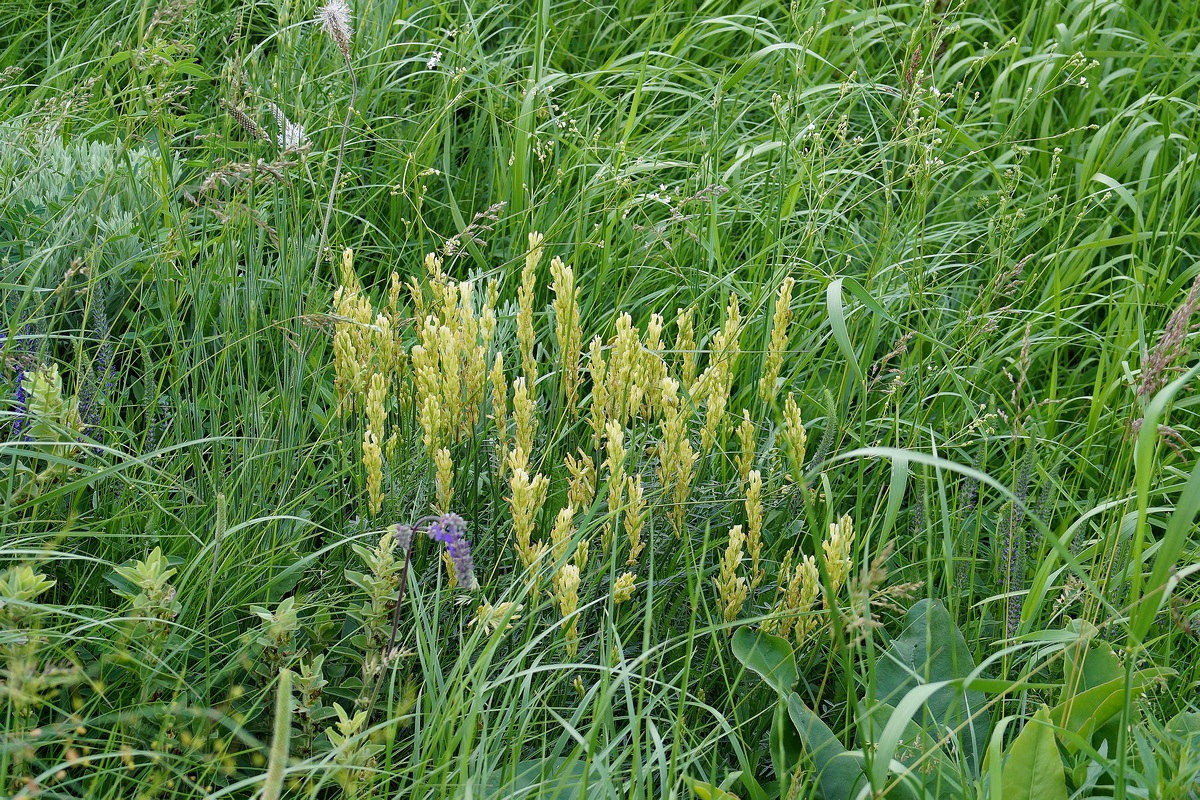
[317,0,353,58]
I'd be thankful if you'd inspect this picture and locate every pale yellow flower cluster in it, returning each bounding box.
[518,232,542,390]
[586,312,670,449]
[674,308,697,388]
[550,255,583,410]
[765,512,858,647]
[758,277,795,403]
[735,410,756,493]
[715,524,749,623]
[692,294,742,452]
[565,450,596,510]
[550,507,589,655]
[332,250,403,419]
[507,448,550,570]
[330,249,409,515]
[781,391,808,478]
[745,470,765,590]
[612,571,637,605]
[823,513,855,597]
[656,377,698,538]
[434,448,453,513]
[409,253,497,458]
[324,233,861,655]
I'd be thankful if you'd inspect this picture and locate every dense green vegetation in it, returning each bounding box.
[3,0,1200,797]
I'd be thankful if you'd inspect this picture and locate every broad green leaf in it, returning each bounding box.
[770,702,804,795]
[875,599,990,770]
[1063,633,1123,695]
[1000,707,1066,800]
[862,702,964,799]
[732,626,797,696]
[1166,711,1200,746]
[1049,669,1170,753]
[786,693,867,800]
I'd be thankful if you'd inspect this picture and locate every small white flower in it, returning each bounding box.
[269,103,310,152]
[427,50,442,70]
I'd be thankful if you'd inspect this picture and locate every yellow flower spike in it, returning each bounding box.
[623,473,646,566]
[715,524,749,624]
[781,392,808,479]
[436,324,462,436]
[362,429,384,516]
[699,294,741,452]
[365,371,387,442]
[758,277,795,404]
[507,461,549,568]
[433,448,453,514]
[418,394,444,456]
[489,353,509,475]
[469,601,523,635]
[339,247,360,294]
[791,555,821,646]
[675,307,697,390]
[608,313,644,425]
[464,343,487,430]
[642,313,667,417]
[656,380,698,539]
[745,470,765,591]
[550,256,583,410]
[603,420,627,522]
[407,274,427,321]
[506,445,530,480]
[526,231,545,272]
[387,271,402,317]
[823,513,855,598]
[512,377,536,460]
[372,314,394,377]
[613,572,636,605]
[554,564,581,657]
[517,237,540,391]
[480,279,499,351]
[550,506,576,567]
[441,550,458,589]
[588,335,608,449]
[735,410,756,492]
[332,328,359,415]
[565,450,597,510]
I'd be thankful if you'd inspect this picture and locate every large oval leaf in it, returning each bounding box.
[732,626,797,696]
[1000,707,1066,800]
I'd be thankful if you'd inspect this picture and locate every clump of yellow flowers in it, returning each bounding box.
[326,231,869,658]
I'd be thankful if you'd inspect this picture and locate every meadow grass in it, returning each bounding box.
[2,0,1200,797]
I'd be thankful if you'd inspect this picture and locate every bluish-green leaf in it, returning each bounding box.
[732,626,797,696]
[786,693,867,800]
[875,599,990,771]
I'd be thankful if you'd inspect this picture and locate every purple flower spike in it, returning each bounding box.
[426,513,478,591]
